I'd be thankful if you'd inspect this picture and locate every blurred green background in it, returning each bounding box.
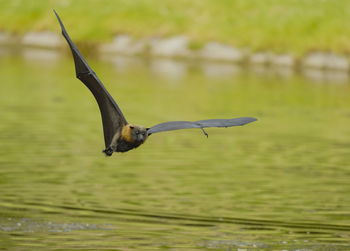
[1,1,350,250]
[1,0,350,54]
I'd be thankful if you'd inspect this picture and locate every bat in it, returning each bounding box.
[54,10,257,156]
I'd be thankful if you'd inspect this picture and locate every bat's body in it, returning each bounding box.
[104,125,148,155]
[54,11,257,156]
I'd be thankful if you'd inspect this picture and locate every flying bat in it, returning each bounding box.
[54,11,257,156]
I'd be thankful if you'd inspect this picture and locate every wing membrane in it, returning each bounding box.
[54,10,127,147]
[148,117,257,135]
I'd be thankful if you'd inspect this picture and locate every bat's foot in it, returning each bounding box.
[200,128,209,138]
[103,147,114,156]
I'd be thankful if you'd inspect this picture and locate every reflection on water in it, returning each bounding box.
[201,62,242,78]
[0,48,350,250]
[150,58,189,79]
[302,68,350,84]
[102,52,350,84]
[21,47,61,62]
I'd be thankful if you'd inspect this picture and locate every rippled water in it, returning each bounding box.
[1,48,350,250]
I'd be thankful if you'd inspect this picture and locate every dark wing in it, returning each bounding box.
[147,117,257,135]
[54,10,127,148]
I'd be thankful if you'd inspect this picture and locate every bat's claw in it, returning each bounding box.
[201,128,209,138]
[103,147,114,156]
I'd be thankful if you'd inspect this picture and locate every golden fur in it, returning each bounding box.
[121,124,134,142]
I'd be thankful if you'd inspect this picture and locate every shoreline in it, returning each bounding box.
[1,31,349,80]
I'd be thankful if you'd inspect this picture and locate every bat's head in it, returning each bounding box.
[129,125,149,143]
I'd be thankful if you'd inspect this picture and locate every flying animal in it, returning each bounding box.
[54,11,257,156]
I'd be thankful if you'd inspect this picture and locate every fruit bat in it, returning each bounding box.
[54,11,257,156]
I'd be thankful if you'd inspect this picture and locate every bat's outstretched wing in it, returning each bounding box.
[54,10,127,148]
[147,117,257,135]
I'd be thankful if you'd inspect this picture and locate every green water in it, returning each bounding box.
[0,49,350,250]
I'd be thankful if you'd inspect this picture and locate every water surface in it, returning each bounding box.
[0,49,350,250]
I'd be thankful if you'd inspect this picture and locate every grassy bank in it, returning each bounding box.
[0,0,349,55]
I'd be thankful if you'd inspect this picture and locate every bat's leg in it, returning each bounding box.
[200,128,209,138]
[102,131,121,156]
